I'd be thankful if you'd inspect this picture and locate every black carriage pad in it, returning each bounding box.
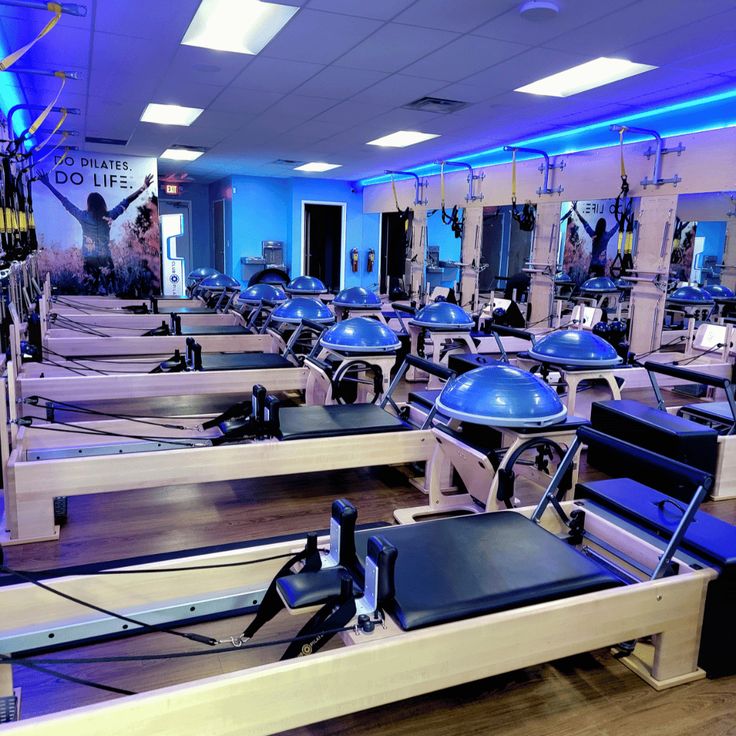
[679,401,735,428]
[576,478,736,567]
[199,353,292,371]
[277,404,409,441]
[590,400,718,475]
[514,415,589,435]
[407,389,441,411]
[157,306,216,314]
[354,512,620,631]
[177,325,249,335]
[447,353,500,375]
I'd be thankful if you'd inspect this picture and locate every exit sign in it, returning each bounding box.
[164,183,181,195]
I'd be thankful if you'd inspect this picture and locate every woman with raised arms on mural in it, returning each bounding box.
[39,172,154,293]
[571,201,620,277]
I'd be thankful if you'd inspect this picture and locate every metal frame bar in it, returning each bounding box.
[384,170,428,206]
[610,124,684,188]
[503,145,564,196]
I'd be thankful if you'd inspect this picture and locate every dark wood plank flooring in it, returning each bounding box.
[3,383,736,733]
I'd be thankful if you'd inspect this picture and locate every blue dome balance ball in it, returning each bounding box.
[580,276,618,294]
[410,302,473,330]
[286,275,327,295]
[271,297,334,324]
[667,285,715,306]
[333,286,382,309]
[437,364,567,428]
[528,330,623,368]
[320,317,401,353]
[703,284,735,301]
[199,273,240,290]
[237,283,287,305]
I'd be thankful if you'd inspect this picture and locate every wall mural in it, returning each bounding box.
[34,151,160,295]
[558,198,623,287]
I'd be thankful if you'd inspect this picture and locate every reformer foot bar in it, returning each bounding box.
[0,426,727,733]
[1,356,447,544]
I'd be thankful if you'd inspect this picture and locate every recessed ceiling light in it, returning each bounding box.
[515,57,656,97]
[182,0,298,55]
[367,130,439,148]
[160,148,205,161]
[140,103,203,126]
[293,162,342,172]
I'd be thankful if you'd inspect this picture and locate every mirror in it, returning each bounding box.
[480,205,535,301]
[426,206,464,299]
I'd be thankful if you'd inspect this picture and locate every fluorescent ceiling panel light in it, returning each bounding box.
[367,130,439,148]
[160,148,205,161]
[293,162,342,172]
[515,57,656,97]
[182,0,298,55]
[140,103,203,126]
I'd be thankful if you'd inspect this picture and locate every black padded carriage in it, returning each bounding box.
[176,325,249,335]
[198,353,292,371]
[678,401,735,428]
[353,512,620,631]
[277,404,409,441]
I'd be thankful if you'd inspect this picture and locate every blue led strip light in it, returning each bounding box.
[359,86,736,187]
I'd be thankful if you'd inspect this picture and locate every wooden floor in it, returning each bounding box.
[3,384,736,734]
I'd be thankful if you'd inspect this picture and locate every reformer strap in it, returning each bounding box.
[33,107,67,152]
[279,574,356,660]
[510,149,517,206]
[240,534,322,642]
[0,2,62,71]
[28,73,67,136]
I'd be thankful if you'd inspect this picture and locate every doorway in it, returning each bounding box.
[380,211,411,295]
[302,202,345,292]
[159,199,192,297]
[213,199,226,273]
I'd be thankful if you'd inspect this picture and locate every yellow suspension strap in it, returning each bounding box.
[33,106,67,152]
[0,2,63,71]
[610,126,632,277]
[33,133,69,169]
[390,172,410,231]
[510,148,517,208]
[509,149,535,232]
[27,71,67,137]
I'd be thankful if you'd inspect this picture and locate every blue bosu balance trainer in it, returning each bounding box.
[271,296,334,325]
[703,283,735,301]
[199,273,240,291]
[319,317,400,354]
[186,267,219,291]
[237,283,287,305]
[667,285,715,308]
[333,286,382,310]
[581,276,618,294]
[528,329,623,368]
[285,275,327,295]
[436,363,567,428]
[410,302,474,331]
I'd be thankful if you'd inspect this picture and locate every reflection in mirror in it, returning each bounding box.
[379,210,412,299]
[480,205,534,302]
[426,206,464,300]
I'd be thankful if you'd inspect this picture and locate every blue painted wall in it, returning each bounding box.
[210,175,380,291]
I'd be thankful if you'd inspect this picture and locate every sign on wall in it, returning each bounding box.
[34,151,160,296]
[160,211,185,296]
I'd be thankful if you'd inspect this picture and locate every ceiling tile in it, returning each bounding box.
[357,74,450,107]
[393,0,514,32]
[402,35,529,83]
[94,0,201,40]
[335,24,460,72]
[295,66,389,100]
[305,0,415,20]
[260,9,383,65]
[230,57,325,93]
[207,88,283,115]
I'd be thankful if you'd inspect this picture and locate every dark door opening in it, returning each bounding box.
[380,211,411,295]
[304,203,342,291]
[213,199,225,273]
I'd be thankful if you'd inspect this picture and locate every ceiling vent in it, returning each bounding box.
[402,96,468,114]
[85,136,128,146]
[272,158,306,167]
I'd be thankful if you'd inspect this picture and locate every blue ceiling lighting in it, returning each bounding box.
[359,86,736,187]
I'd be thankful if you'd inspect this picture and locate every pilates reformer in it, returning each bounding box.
[1,355,449,544]
[0,426,729,733]
[393,361,587,523]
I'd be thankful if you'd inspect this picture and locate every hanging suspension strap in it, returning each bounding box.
[439,161,463,239]
[510,149,535,232]
[390,172,411,226]
[25,72,67,138]
[611,126,632,277]
[32,106,67,153]
[0,2,63,71]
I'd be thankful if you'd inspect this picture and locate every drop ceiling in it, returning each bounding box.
[2,0,736,182]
